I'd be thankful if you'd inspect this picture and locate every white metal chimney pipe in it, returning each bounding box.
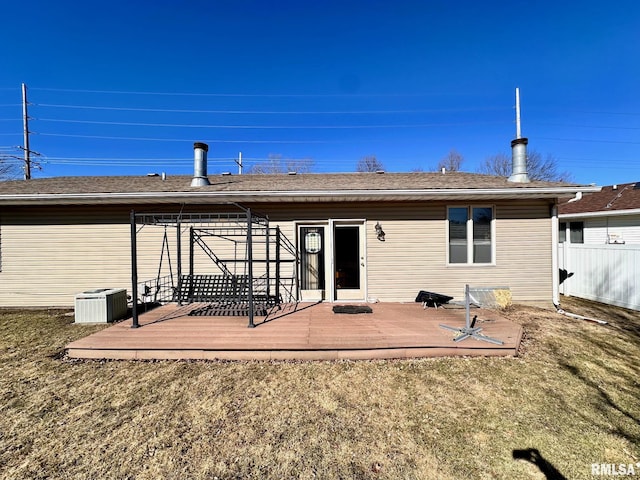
[508,88,530,183]
[191,142,211,187]
[508,137,530,183]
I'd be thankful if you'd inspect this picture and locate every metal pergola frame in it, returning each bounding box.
[130,206,298,329]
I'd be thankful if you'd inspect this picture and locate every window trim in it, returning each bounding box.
[446,205,496,266]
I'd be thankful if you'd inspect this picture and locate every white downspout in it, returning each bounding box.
[551,204,560,307]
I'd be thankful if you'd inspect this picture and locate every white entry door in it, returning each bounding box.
[333,223,366,301]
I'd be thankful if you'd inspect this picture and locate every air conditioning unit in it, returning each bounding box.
[74,288,128,324]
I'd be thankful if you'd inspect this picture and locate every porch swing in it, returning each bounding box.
[184,225,272,317]
[138,225,177,307]
[131,209,299,328]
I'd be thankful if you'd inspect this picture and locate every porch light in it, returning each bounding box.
[375,222,385,242]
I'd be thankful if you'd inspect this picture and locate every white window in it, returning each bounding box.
[569,221,584,244]
[448,206,494,264]
[559,222,567,243]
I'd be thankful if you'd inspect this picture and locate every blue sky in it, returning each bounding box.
[1,0,639,185]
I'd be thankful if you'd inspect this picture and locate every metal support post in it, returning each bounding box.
[247,209,255,328]
[176,219,182,305]
[266,225,271,299]
[130,211,139,328]
[189,226,195,301]
[275,227,281,304]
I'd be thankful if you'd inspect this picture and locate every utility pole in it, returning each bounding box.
[238,151,243,175]
[22,83,31,180]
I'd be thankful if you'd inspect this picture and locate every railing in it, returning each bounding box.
[559,243,640,311]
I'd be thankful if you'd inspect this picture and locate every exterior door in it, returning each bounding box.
[298,222,366,302]
[334,223,365,301]
[299,225,328,301]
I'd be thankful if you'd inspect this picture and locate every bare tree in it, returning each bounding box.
[0,157,21,180]
[356,155,384,172]
[437,149,464,172]
[478,150,573,182]
[477,152,511,177]
[247,154,314,174]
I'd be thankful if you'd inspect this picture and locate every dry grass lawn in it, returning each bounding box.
[0,296,638,479]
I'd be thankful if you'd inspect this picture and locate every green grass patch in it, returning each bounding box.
[0,297,638,479]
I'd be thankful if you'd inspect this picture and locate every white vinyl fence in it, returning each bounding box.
[558,243,640,311]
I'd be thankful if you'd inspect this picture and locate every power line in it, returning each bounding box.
[43,156,272,161]
[37,132,343,143]
[36,118,509,129]
[30,87,455,98]
[532,122,640,130]
[530,107,640,117]
[538,136,640,145]
[34,102,509,115]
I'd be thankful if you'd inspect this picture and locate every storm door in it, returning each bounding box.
[334,223,365,301]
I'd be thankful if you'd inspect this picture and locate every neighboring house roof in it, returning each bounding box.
[559,182,640,218]
[0,172,599,206]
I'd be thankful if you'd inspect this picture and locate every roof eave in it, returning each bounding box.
[559,207,640,219]
[0,186,601,206]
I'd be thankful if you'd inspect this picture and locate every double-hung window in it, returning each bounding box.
[448,206,494,264]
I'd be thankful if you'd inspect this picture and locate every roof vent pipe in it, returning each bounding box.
[191,142,211,187]
[508,88,530,183]
[509,137,530,183]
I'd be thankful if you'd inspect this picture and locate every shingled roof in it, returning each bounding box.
[0,171,598,206]
[559,182,640,216]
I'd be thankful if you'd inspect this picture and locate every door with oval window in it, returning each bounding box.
[299,225,327,301]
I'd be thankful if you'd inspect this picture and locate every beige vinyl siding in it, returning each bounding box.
[264,201,553,303]
[1,217,133,307]
[0,200,554,307]
[494,202,553,301]
[0,206,300,307]
[0,206,176,307]
[366,201,552,302]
